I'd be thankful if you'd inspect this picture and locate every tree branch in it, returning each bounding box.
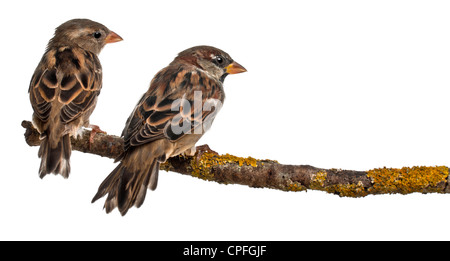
[22,120,450,197]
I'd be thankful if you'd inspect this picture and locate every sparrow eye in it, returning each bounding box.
[93,31,102,39]
[216,56,224,64]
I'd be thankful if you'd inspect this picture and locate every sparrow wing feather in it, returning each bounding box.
[121,66,224,151]
[29,48,102,125]
[29,67,57,123]
[59,49,102,124]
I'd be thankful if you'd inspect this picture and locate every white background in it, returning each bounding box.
[2,0,450,240]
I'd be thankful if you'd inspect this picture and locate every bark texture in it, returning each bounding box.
[22,120,450,197]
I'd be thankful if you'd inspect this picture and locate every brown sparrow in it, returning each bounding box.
[29,19,123,178]
[92,45,246,215]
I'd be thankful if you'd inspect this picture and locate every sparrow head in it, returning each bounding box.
[48,19,123,55]
[175,45,247,82]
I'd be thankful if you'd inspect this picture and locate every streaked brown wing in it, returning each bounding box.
[29,68,58,123]
[60,50,102,124]
[29,48,102,125]
[122,66,224,151]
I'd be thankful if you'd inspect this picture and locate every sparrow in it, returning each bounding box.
[29,19,123,178]
[92,45,246,215]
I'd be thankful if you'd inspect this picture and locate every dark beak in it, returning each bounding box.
[226,61,247,74]
[105,31,123,44]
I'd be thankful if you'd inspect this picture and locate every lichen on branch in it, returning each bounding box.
[22,120,450,197]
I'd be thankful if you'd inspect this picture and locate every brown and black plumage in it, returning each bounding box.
[29,19,122,178]
[92,45,246,215]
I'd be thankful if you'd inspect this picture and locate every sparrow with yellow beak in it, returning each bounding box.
[92,45,246,215]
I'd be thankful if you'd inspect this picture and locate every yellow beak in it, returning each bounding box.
[226,61,247,74]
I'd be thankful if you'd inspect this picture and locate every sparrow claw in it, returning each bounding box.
[195,144,218,155]
[88,124,106,145]
[194,144,218,163]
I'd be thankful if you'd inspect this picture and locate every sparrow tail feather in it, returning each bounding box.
[38,134,71,178]
[92,156,160,216]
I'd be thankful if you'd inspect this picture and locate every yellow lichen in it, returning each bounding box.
[190,153,264,181]
[310,171,327,189]
[367,166,449,194]
[326,181,368,197]
[286,181,307,192]
[308,171,368,197]
[159,161,172,172]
